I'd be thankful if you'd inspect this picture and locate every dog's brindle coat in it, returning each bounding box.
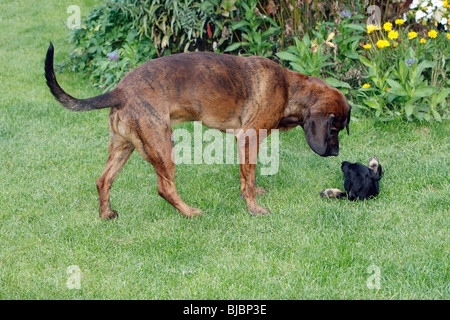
[45,43,351,219]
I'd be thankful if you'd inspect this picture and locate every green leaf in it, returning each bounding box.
[359,56,373,69]
[324,77,351,89]
[342,23,366,32]
[434,88,450,105]
[224,42,242,52]
[386,79,408,96]
[415,60,435,77]
[230,20,250,31]
[276,51,300,62]
[432,109,442,122]
[364,100,380,110]
[413,86,435,98]
[397,59,407,84]
[262,27,279,38]
[405,102,415,117]
[289,62,307,74]
[346,51,360,60]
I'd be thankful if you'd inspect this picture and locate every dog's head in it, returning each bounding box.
[302,80,351,157]
[342,161,381,200]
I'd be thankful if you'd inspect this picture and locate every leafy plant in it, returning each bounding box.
[225,0,280,57]
[62,0,448,122]
[64,0,241,91]
[276,35,351,93]
[356,18,449,121]
[276,35,333,77]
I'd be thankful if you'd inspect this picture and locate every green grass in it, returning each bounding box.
[0,0,448,299]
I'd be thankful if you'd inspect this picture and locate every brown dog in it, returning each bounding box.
[45,43,351,218]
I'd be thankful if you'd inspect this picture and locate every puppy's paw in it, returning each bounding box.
[369,156,382,176]
[320,188,346,198]
[369,156,379,170]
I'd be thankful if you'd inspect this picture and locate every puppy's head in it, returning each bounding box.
[342,161,381,200]
[302,82,351,157]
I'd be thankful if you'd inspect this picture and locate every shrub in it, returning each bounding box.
[356,18,449,121]
[224,0,280,57]
[276,9,366,95]
[63,0,449,122]
[63,0,242,91]
[63,0,158,91]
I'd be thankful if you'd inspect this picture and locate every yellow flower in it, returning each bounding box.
[367,24,376,34]
[393,42,398,47]
[447,33,450,39]
[362,83,371,89]
[367,24,381,34]
[408,31,418,39]
[445,0,450,7]
[385,87,390,91]
[428,30,437,38]
[395,19,405,25]
[383,22,393,31]
[376,39,390,48]
[388,30,399,40]
[420,38,426,44]
[363,43,372,49]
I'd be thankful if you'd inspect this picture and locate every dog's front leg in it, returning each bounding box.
[236,129,270,216]
[239,163,270,216]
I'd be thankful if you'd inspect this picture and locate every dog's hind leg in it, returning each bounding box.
[96,133,135,219]
[131,117,203,218]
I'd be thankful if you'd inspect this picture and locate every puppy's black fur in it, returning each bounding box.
[321,156,383,200]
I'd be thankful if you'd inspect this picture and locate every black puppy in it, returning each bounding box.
[321,156,383,200]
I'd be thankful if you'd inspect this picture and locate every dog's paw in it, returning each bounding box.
[249,205,271,216]
[320,189,329,198]
[368,156,381,175]
[320,188,346,198]
[369,156,380,167]
[320,189,333,198]
[182,207,204,218]
[99,209,118,220]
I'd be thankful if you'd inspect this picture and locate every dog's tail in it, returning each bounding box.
[45,42,122,111]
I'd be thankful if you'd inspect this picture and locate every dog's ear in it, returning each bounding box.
[345,105,352,135]
[377,164,383,177]
[341,161,351,175]
[303,114,334,156]
[369,169,382,181]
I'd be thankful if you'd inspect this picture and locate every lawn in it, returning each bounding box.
[0,0,448,299]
